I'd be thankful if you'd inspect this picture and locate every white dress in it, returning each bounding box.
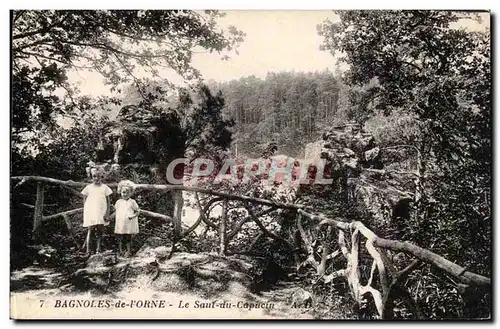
[81,183,113,227]
[114,199,140,234]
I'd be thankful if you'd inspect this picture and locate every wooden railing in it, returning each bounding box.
[11,175,491,319]
[296,209,490,319]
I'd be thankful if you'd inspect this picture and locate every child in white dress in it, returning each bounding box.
[113,180,140,257]
[81,168,113,255]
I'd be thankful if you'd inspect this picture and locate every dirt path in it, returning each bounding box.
[11,261,315,319]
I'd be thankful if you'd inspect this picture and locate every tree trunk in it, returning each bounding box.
[219,198,228,256]
[32,182,44,238]
[172,189,183,240]
[415,144,426,223]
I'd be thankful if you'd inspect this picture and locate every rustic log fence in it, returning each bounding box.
[297,209,490,319]
[11,175,491,319]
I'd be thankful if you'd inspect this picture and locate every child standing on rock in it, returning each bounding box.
[113,180,140,257]
[81,167,113,255]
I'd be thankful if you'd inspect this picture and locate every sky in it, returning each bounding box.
[65,10,491,97]
[191,11,340,81]
[67,10,340,96]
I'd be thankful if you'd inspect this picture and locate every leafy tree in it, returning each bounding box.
[319,10,491,318]
[211,71,346,157]
[11,10,242,262]
[12,10,244,148]
[113,80,234,164]
[318,11,490,165]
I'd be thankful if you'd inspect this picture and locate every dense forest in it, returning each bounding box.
[10,10,491,320]
[207,70,348,157]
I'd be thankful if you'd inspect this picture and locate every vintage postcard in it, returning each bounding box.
[10,10,491,320]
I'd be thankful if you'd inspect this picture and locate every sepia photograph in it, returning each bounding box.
[9,9,491,320]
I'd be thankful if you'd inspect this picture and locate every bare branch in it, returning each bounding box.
[245,205,292,249]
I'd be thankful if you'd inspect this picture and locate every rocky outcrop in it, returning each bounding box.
[66,244,261,298]
[320,123,382,171]
[311,123,414,227]
[351,171,414,227]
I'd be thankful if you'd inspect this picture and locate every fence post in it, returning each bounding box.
[32,182,44,237]
[349,229,361,301]
[172,189,183,240]
[219,198,228,256]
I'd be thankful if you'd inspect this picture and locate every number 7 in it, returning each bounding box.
[39,300,44,307]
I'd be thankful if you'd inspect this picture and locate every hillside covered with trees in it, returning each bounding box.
[207,70,349,157]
